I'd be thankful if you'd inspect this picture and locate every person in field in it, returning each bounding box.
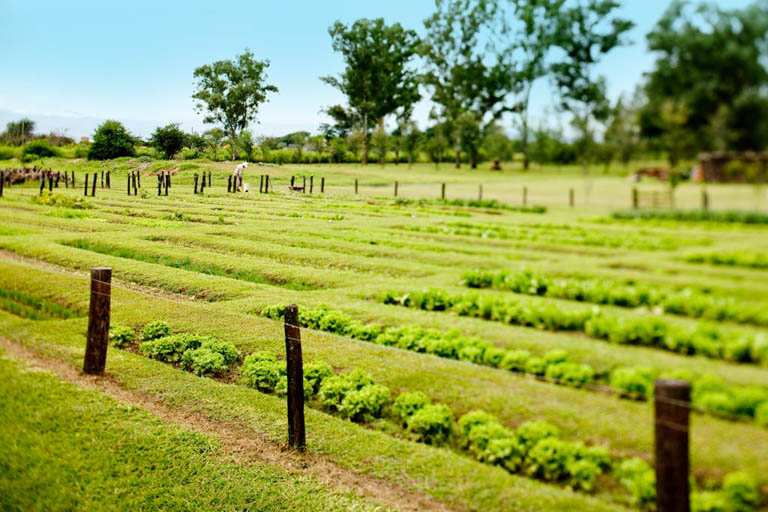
[233,162,247,191]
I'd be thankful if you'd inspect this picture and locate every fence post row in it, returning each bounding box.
[654,379,691,512]
[283,304,306,451]
[83,267,112,375]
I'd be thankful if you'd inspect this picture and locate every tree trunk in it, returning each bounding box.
[455,147,461,169]
[362,113,368,166]
[395,148,400,165]
[231,130,239,161]
[471,153,477,169]
[522,119,530,171]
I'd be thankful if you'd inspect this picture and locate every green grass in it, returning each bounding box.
[0,354,383,512]
[0,159,767,509]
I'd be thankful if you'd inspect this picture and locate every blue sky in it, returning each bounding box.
[0,0,755,139]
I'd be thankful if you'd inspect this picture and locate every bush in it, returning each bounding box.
[21,140,58,162]
[181,347,227,376]
[405,404,453,444]
[303,361,333,394]
[609,366,657,398]
[198,338,240,366]
[516,420,559,451]
[722,472,759,511]
[240,353,284,392]
[339,383,390,422]
[615,457,656,509]
[88,120,135,160]
[139,333,202,363]
[393,391,430,423]
[142,320,171,340]
[150,123,185,159]
[109,325,135,348]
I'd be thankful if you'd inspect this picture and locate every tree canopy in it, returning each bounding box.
[193,49,278,160]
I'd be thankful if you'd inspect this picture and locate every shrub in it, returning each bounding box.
[499,349,530,371]
[339,383,390,422]
[615,457,656,509]
[609,367,657,398]
[240,353,284,392]
[139,333,203,363]
[109,325,135,348]
[150,123,185,159]
[303,361,333,394]
[405,404,454,444]
[88,120,135,160]
[516,420,560,451]
[181,347,227,376]
[142,320,171,340]
[21,140,58,162]
[198,338,240,366]
[722,472,760,511]
[393,391,430,423]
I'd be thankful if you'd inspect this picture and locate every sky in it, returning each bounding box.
[0,0,756,140]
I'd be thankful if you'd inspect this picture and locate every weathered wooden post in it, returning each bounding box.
[259,175,264,193]
[283,303,306,451]
[701,189,709,211]
[83,267,112,376]
[654,379,691,512]
[40,174,45,195]
[92,173,97,196]
[106,170,111,189]
[157,174,162,196]
[394,181,398,197]
[441,183,446,200]
[137,172,141,188]
[632,187,639,209]
[71,171,75,187]
[64,172,69,188]
[201,172,207,188]
[165,173,170,195]
[0,171,4,197]
[48,173,53,192]
[127,174,131,196]
[265,175,270,193]
[303,176,306,193]
[569,188,575,207]
[228,175,232,193]
[132,172,137,196]
[478,184,483,201]
[310,176,313,193]
[321,177,325,193]
[208,171,212,185]
[55,172,60,188]
[354,178,358,195]
[291,176,295,188]
[100,171,104,188]
[85,173,89,196]
[523,186,528,206]
[194,174,199,194]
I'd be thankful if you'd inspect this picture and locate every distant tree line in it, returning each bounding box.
[2,0,766,171]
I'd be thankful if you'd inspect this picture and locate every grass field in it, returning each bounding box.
[0,157,767,511]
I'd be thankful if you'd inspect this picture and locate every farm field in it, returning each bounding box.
[1,159,767,511]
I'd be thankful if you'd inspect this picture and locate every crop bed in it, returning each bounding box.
[0,162,766,511]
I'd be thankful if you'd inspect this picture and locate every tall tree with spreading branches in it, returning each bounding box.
[193,49,278,160]
[322,18,421,165]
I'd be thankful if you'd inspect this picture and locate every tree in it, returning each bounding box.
[549,0,633,178]
[603,95,644,167]
[402,122,423,167]
[322,18,420,165]
[87,120,135,160]
[319,105,359,140]
[193,49,278,161]
[371,125,390,165]
[238,130,255,161]
[422,0,516,168]
[2,118,36,145]
[491,0,565,170]
[150,123,185,159]
[641,1,768,158]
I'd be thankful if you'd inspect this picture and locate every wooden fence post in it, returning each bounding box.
[83,267,112,376]
[701,189,709,211]
[106,170,111,189]
[259,175,264,193]
[354,178,358,195]
[441,183,446,200]
[202,172,207,188]
[303,176,306,193]
[132,172,138,196]
[321,177,325,193]
[85,174,89,196]
[266,175,270,193]
[569,188,574,207]
[208,171,212,185]
[523,186,527,206]
[55,172,60,188]
[632,187,639,209]
[40,174,45,195]
[310,176,313,194]
[127,174,131,195]
[0,171,4,197]
[228,175,232,193]
[394,181,398,197]
[71,171,75,187]
[101,171,104,188]
[291,176,295,188]
[478,184,483,201]
[137,172,141,188]
[64,172,69,188]
[283,304,306,451]
[194,174,199,194]
[92,173,97,196]
[654,379,691,512]
[165,174,170,195]
[157,174,162,196]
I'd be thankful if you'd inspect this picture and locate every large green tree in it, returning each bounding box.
[549,0,633,176]
[87,120,135,160]
[2,118,35,146]
[422,0,517,169]
[150,123,185,159]
[322,18,420,165]
[641,0,768,162]
[193,49,278,160]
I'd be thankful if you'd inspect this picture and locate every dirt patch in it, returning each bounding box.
[0,338,457,512]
